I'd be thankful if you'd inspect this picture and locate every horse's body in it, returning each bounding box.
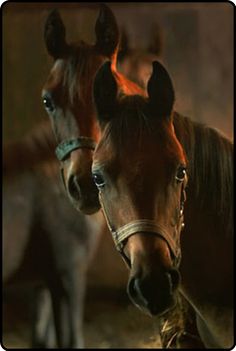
[3,136,104,347]
[92,61,233,348]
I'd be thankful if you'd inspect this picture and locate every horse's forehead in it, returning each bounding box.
[97,129,175,174]
[120,138,172,172]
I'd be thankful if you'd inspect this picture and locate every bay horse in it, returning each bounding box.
[91,61,233,348]
[42,4,144,215]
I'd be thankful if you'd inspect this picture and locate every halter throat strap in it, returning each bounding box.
[55,137,96,161]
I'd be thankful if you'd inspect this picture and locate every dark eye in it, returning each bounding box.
[92,172,105,188]
[175,166,186,182]
[42,96,55,112]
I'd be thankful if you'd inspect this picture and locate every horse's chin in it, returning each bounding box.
[129,291,178,317]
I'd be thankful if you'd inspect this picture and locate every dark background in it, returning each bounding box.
[3,2,233,142]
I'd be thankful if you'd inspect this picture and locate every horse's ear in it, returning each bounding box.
[147,61,175,119]
[93,61,118,125]
[44,9,69,59]
[95,4,120,58]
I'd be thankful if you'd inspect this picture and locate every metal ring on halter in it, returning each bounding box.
[55,137,97,161]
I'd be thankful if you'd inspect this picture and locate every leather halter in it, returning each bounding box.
[99,183,186,268]
[55,136,96,189]
[55,137,96,161]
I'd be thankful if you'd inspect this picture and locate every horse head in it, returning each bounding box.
[42,4,119,214]
[92,61,188,316]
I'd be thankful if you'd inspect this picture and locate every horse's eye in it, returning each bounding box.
[43,96,55,112]
[176,166,186,182]
[92,172,105,188]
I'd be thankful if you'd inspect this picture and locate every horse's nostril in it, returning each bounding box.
[127,276,149,307]
[168,268,180,291]
[68,175,80,201]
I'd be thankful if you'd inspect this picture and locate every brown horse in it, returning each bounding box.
[42,5,144,215]
[92,61,233,348]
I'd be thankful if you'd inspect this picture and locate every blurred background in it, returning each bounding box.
[2,2,234,348]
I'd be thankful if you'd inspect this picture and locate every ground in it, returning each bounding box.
[2,287,162,349]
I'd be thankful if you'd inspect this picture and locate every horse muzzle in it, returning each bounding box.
[102,218,182,316]
[67,173,100,214]
[127,262,180,316]
[56,137,100,214]
[98,194,183,314]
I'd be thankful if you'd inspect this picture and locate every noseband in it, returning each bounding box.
[55,137,96,161]
[99,184,186,268]
[55,137,96,188]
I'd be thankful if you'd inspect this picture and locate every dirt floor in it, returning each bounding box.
[2,287,163,349]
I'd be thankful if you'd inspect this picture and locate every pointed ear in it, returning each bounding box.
[93,61,118,126]
[95,4,120,58]
[44,9,70,59]
[147,61,175,119]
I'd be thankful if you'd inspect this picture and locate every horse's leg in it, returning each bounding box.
[31,287,55,348]
[48,262,87,348]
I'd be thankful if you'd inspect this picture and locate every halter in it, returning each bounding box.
[55,136,96,188]
[99,183,186,268]
[55,137,96,161]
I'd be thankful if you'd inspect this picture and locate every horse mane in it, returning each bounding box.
[63,42,98,105]
[3,120,57,177]
[173,112,233,234]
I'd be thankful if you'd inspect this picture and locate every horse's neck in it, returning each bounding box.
[173,111,233,267]
[3,120,56,176]
[174,112,233,347]
[173,111,233,229]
